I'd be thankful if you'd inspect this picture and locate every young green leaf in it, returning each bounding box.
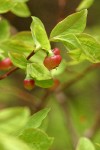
[14,0,29,2]
[11,3,31,17]
[2,39,34,53]
[11,31,34,47]
[50,34,82,51]
[50,9,87,39]
[0,133,31,150]
[0,19,10,42]
[23,108,50,129]
[0,0,15,13]
[76,0,94,11]
[0,107,30,134]
[77,33,100,62]
[30,17,51,51]
[76,137,95,150]
[68,49,87,63]
[35,79,54,88]
[27,63,52,81]
[8,52,27,69]
[19,128,54,150]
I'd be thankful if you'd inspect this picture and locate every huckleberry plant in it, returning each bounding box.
[0,0,99,150]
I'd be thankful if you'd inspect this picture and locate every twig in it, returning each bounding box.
[57,63,100,92]
[55,91,79,148]
[34,90,51,112]
[0,85,37,106]
[0,51,35,80]
[84,112,100,139]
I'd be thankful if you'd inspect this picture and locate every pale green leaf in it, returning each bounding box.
[27,63,52,80]
[29,50,47,64]
[51,34,82,51]
[0,19,10,41]
[23,108,50,129]
[50,9,87,39]
[19,128,54,150]
[35,79,54,88]
[77,33,100,62]
[9,52,27,69]
[0,107,30,134]
[76,137,95,150]
[30,16,51,51]
[76,0,94,11]
[0,0,15,13]
[0,133,31,150]
[11,3,31,17]
[14,0,29,2]
[12,31,34,47]
[1,39,34,53]
[68,49,87,63]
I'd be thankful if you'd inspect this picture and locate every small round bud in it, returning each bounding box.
[43,55,62,70]
[52,48,60,55]
[24,79,35,90]
[0,58,13,70]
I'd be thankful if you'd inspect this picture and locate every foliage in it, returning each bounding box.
[0,0,100,150]
[0,107,53,150]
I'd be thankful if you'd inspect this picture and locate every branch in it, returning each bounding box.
[34,90,50,112]
[84,112,100,139]
[0,51,35,80]
[57,63,100,92]
[0,85,37,106]
[55,91,79,148]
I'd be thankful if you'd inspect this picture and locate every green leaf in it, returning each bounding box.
[19,128,54,150]
[0,0,15,13]
[0,107,30,134]
[50,34,86,63]
[29,50,46,64]
[1,39,34,53]
[11,31,34,47]
[9,52,27,69]
[51,34,82,51]
[76,137,95,150]
[68,49,87,63]
[0,133,31,150]
[27,63,52,80]
[0,19,10,42]
[50,9,87,39]
[77,33,100,62]
[35,79,54,88]
[76,0,94,11]
[30,16,51,51]
[14,0,29,2]
[23,108,50,130]
[11,3,31,17]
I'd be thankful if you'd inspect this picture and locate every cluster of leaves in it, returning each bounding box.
[0,107,53,150]
[0,107,96,150]
[1,7,100,88]
[0,0,30,17]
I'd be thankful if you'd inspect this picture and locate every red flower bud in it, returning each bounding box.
[52,48,60,55]
[43,55,62,70]
[0,58,13,70]
[24,79,35,90]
